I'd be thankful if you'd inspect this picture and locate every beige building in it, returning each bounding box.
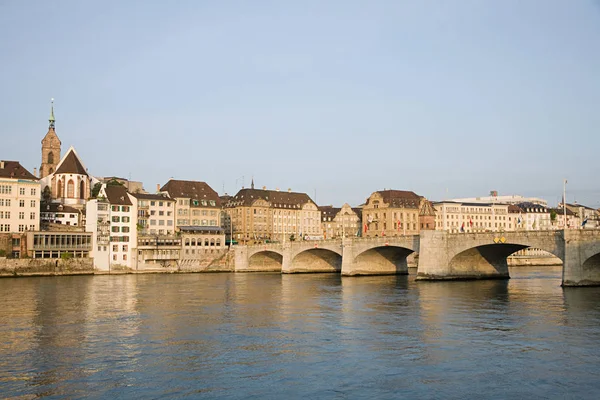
[160,179,222,229]
[225,184,320,244]
[433,201,514,233]
[132,193,175,235]
[0,160,40,235]
[362,190,424,237]
[319,203,362,239]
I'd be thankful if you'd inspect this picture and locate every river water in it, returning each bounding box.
[1,267,600,399]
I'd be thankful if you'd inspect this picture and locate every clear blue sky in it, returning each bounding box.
[2,0,599,208]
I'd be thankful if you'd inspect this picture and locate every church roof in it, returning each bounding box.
[0,160,38,180]
[55,147,88,176]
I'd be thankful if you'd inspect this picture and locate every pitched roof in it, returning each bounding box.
[160,180,220,207]
[0,160,38,180]
[40,202,81,214]
[104,185,132,205]
[419,200,436,216]
[55,147,88,176]
[549,207,577,216]
[226,188,315,209]
[130,192,174,202]
[319,205,340,221]
[370,190,421,209]
[513,202,548,213]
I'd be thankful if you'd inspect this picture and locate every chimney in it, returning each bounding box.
[156,184,160,193]
[288,188,291,193]
[262,186,266,190]
[33,167,37,177]
[276,188,280,192]
[0,161,4,169]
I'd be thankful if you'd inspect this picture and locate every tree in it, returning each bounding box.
[289,234,296,242]
[91,182,103,198]
[42,186,52,203]
[550,210,557,222]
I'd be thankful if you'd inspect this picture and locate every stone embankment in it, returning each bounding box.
[0,257,94,277]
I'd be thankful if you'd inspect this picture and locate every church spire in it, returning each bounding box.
[251,177,254,189]
[49,98,55,128]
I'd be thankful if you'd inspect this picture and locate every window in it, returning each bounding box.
[113,255,117,261]
[122,226,130,233]
[112,216,120,223]
[0,185,12,194]
[113,245,118,252]
[123,254,127,261]
[151,201,156,206]
[112,206,119,212]
[30,200,36,207]
[122,245,128,252]
[30,212,35,220]
[19,212,24,220]
[158,220,165,226]
[19,224,25,232]
[159,211,164,216]
[150,219,156,226]
[19,200,25,207]
[112,226,120,233]
[29,225,35,231]
[19,188,25,195]
[30,188,36,196]
[122,206,130,212]
[167,220,173,226]
[159,201,163,207]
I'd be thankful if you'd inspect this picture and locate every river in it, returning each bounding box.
[1,267,600,399]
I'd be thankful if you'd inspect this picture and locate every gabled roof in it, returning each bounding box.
[419,200,436,216]
[131,192,174,202]
[513,202,548,213]
[54,146,88,176]
[0,160,38,180]
[319,205,340,221]
[160,180,220,207]
[226,188,315,209]
[40,202,81,214]
[103,185,132,205]
[549,207,577,216]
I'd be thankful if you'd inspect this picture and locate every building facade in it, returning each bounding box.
[160,179,222,228]
[319,203,361,239]
[0,160,40,234]
[225,185,321,244]
[40,101,61,179]
[362,190,423,237]
[433,201,514,233]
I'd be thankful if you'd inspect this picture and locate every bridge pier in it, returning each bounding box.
[341,237,416,276]
[417,230,511,281]
[562,230,600,286]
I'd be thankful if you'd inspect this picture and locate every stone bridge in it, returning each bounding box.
[232,230,600,286]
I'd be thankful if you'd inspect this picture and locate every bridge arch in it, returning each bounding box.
[248,250,283,271]
[351,245,416,275]
[289,248,342,273]
[447,234,565,279]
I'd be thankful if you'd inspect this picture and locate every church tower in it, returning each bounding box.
[40,99,61,179]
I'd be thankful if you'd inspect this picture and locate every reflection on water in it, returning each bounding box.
[1,267,600,398]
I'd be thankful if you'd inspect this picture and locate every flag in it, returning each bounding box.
[469,218,473,227]
[517,214,522,225]
[382,229,385,237]
[582,217,588,227]
[460,222,465,233]
[397,220,401,232]
[363,223,368,233]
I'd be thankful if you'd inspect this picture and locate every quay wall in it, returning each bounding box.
[0,257,94,277]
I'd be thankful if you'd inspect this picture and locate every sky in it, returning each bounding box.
[1,0,599,208]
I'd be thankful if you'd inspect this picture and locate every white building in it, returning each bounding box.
[87,184,136,271]
[513,202,551,231]
[449,194,548,207]
[0,160,40,234]
[433,201,515,233]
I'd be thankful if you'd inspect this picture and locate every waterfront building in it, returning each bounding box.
[86,184,137,270]
[26,231,92,259]
[449,193,548,207]
[362,190,423,237]
[225,183,320,244]
[0,160,40,235]
[513,202,551,231]
[0,161,40,257]
[563,203,598,229]
[319,203,362,239]
[433,201,512,233]
[160,179,222,228]
[131,193,175,236]
[40,202,85,228]
[549,207,580,230]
